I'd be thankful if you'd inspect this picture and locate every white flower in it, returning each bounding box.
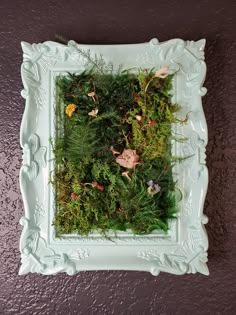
[135,115,142,121]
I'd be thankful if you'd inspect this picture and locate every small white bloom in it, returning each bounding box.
[88,108,99,117]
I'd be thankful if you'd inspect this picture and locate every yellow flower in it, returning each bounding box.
[65,104,77,117]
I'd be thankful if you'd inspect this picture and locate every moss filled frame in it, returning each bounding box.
[19,38,209,276]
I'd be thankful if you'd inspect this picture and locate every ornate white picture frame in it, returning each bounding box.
[19,38,209,275]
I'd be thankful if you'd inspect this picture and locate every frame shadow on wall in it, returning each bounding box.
[204,35,230,260]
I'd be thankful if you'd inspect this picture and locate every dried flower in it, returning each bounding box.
[88,91,96,102]
[116,149,140,169]
[122,171,131,181]
[118,206,124,213]
[71,193,78,199]
[91,181,104,191]
[88,108,98,117]
[179,112,190,126]
[135,115,142,121]
[149,120,157,127]
[65,104,77,117]
[154,66,169,78]
[147,180,161,195]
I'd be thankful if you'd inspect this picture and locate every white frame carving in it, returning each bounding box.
[19,38,209,275]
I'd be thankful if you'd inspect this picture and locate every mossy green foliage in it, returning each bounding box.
[52,65,182,236]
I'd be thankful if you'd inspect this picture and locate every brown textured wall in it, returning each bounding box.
[0,0,236,314]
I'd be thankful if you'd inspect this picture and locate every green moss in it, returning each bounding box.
[52,64,185,236]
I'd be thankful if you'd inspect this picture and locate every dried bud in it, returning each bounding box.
[134,93,139,102]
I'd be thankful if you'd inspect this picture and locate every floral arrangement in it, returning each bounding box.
[52,54,187,236]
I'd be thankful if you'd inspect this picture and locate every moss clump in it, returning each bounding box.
[52,64,184,236]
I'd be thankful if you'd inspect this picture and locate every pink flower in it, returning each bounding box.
[154,66,169,78]
[116,149,140,169]
[88,91,96,102]
[88,108,98,117]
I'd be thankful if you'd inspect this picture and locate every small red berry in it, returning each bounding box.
[149,120,157,127]
[97,184,104,191]
[71,193,78,199]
